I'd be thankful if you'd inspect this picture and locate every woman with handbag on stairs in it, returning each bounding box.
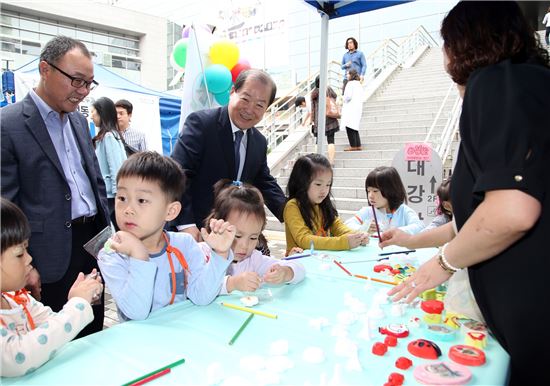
[310,75,340,166]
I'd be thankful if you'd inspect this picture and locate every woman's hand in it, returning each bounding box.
[379,228,412,249]
[201,218,236,259]
[387,255,452,303]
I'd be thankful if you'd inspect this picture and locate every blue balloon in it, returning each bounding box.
[204,64,232,94]
[214,89,231,105]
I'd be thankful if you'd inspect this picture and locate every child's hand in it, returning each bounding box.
[227,272,262,292]
[263,264,293,284]
[201,218,236,259]
[108,231,149,260]
[347,233,364,249]
[68,272,103,304]
[368,219,379,235]
[359,232,370,246]
[287,247,303,257]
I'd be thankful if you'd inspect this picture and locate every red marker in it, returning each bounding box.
[334,260,352,276]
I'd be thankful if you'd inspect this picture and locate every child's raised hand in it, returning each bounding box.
[201,218,235,259]
[68,272,103,304]
[263,264,293,284]
[227,272,262,292]
[347,233,364,249]
[107,231,149,261]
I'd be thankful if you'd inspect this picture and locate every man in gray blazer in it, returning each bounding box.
[1,36,109,336]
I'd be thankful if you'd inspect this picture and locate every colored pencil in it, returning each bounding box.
[129,368,171,386]
[283,252,311,260]
[371,205,382,240]
[354,274,397,286]
[341,257,389,264]
[378,249,416,256]
[228,313,254,345]
[221,302,278,319]
[334,260,352,276]
[122,358,185,386]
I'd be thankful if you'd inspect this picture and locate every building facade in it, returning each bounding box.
[0,0,172,91]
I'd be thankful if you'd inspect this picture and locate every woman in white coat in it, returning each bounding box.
[341,69,363,151]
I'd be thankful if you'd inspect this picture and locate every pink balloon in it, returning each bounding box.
[230,59,251,83]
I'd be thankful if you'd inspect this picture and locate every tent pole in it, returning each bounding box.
[317,11,329,156]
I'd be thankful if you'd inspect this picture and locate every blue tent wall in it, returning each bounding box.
[159,97,182,155]
[14,58,181,155]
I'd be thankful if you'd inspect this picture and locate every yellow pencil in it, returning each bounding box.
[354,274,397,286]
[220,302,278,319]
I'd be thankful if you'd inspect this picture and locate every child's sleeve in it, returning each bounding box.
[252,252,306,285]
[184,236,233,305]
[330,217,355,237]
[284,200,350,251]
[98,249,157,320]
[344,207,371,231]
[398,205,426,235]
[422,214,449,232]
[1,297,93,377]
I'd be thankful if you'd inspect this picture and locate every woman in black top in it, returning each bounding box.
[383,2,550,383]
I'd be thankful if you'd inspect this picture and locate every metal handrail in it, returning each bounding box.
[438,97,462,161]
[423,82,455,144]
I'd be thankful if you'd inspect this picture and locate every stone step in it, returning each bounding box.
[278,176,369,189]
[365,99,457,112]
[363,112,440,122]
[366,95,450,105]
[278,163,384,177]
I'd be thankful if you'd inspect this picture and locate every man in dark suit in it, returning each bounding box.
[1,36,109,336]
[172,69,286,240]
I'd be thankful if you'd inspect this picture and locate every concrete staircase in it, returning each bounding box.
[267,47,458,232]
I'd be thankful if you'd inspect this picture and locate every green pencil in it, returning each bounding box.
[228,313,255,345]
[122,358,185,386]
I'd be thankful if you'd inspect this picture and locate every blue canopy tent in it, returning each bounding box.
[302,0,412,154]
[13,59,181,155]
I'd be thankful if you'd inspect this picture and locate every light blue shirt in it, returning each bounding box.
[342,50,367,78]
[29,89,97,219]
[94,131,127,198]
[98,232,233,321]
[345,203,425,235]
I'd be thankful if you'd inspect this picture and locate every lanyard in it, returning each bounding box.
[162,233,190,305]
[1,289,35,330]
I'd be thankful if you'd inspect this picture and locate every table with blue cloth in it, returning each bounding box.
[3,244,509,385]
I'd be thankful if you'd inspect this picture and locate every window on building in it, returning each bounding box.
[112,55,126,69]
[1,14,19,27]
[21,40,41,56]
[58,25,76,37]
[1,26,18,36]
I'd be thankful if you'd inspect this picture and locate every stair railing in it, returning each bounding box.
[423,82,456,145]
[438,97,462,163]
[398,25,439,63]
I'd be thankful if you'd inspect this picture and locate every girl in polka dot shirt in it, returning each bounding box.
[0,198,103,377]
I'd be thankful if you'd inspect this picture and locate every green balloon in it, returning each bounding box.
[172,39,188,69]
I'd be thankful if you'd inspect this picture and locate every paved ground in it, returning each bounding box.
[103,230,287,328]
